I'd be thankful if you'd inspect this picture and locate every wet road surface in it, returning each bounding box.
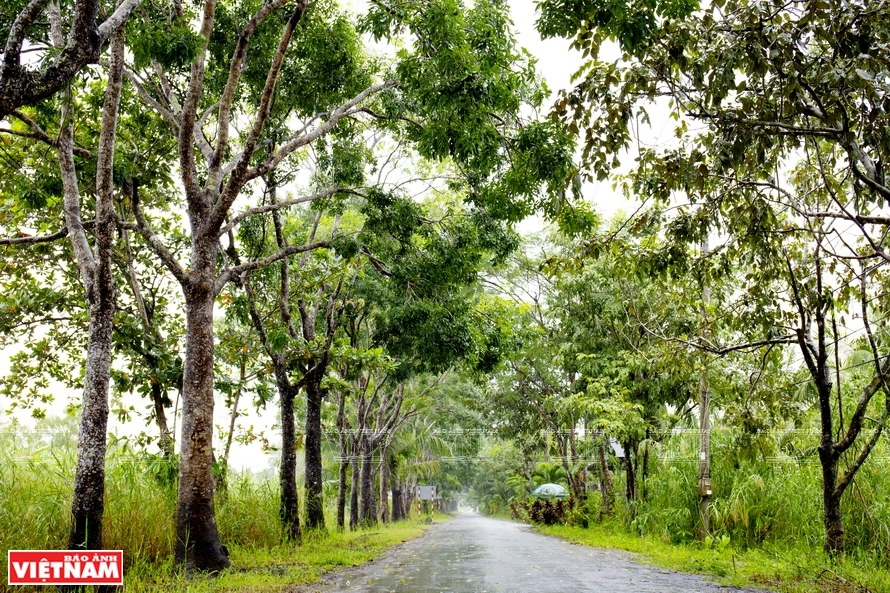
[308,513,769,593]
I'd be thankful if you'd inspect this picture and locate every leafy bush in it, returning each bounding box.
[511,497,578,525]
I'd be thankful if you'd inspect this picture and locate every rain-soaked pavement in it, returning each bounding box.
[307,513,770,593]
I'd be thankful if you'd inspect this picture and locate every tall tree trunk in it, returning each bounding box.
[819,444,843,554]
[815,349,844,554]
[242,263,302,541]
[392,481,403,522]
[336,391,348,531]
[337,454,349,531]
[378,452,390,524]
[404,477,416,518]
[349,448,360,530]
[624,439,636,502]
[62,24,126,551]
[359,439,377,526]
[597,440,613,516]
[698,236,712,538]
[641,432,650,502]
[68,280,115,551]
[279,383,301,541]
[304,376,325,530]
[174,242,230,572]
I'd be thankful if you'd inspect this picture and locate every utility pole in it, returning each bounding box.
[698,236,712,537]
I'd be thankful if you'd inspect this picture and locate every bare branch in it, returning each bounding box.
[2,0,50,74]
[807,211,890,226]
[178,0,217,206]
[208,0,292,191]
[130,182,188,286]
[58,106,95,291]
[688,111,843,138]
[245,80,399,183]
[851,157,890,201]
[5,109,91,157]
[360,246,393,277]
[835,413,887,497]
[0,0,143,118]
[0,225,76,245]
[96,0,142,41]
[208,0,310,231]
[219,187,357,238]
[215,240,331,294]
[118,66,179,130]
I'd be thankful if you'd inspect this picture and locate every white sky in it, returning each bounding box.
[1,0,645,472]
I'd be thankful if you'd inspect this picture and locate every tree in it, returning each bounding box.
[542,0,890,554]
[57,23,124,552]
[0,16,130,551]
[0,14,130,551]
[119,0,574,569]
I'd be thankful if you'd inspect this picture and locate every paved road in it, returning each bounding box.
[308,514,768,593]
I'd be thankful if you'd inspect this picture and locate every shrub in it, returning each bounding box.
[512,497,578,525]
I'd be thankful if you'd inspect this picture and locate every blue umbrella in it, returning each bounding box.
[531,483,568,498]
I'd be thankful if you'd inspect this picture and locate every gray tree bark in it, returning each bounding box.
[349,450,360,530]
[60,23,125,551]
[174,239,230,571]
[336,390,349,531]
[359,438,377,526]
[304,373,326,530]
[378,450,390,524]
[0,0,141,117]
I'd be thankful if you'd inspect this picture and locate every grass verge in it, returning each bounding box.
[3,515,448,593]
[535,522,890,593]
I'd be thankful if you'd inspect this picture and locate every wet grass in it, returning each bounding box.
[0,440,447,593]
[537,522,890,593]
[119,517,443,593]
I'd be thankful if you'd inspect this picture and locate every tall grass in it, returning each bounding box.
[616,428,890,559]
[0,443,290,582]
[0,436,440,593]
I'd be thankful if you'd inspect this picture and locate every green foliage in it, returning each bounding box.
[128,15,203,71]
[531,461,567,488]
[512,497,578,525]
[537,0,698,53]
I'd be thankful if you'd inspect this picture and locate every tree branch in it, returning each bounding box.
[0,0,143,118]
[208,0,310,232]
[806,211,890,226]
[178,0,216,208]
[5,109,91,157]
[215,240,331,294]
[118,66,179,130]
[208,0,292,191]
[245,80,398,183]
[0,224,82,245]
[218,187,355,238]
[96,0,142,40]
[130,182,188,286]
[2,0,51,76]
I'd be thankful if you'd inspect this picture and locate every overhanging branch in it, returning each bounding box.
[215,240,331,294]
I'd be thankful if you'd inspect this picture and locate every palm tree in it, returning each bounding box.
[531,461,567,488]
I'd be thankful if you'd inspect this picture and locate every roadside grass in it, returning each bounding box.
[120,515,443,593]
[2,514,444,593]
[536,522,890,593]
[0,443,448,593]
